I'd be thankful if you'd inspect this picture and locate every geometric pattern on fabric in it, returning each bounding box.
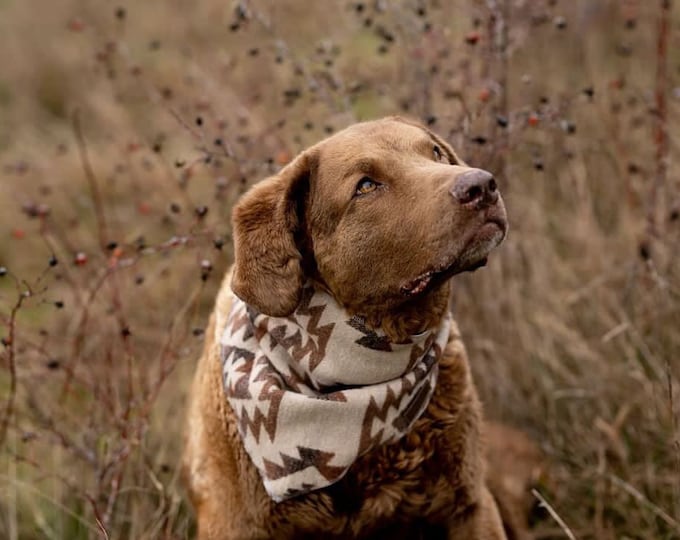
[220,286,452,501]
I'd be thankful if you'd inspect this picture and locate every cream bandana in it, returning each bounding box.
[220,286,452,502]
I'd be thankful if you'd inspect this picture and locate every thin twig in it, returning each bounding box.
[85,493,111,540]
[532,489,577,540]
[0,287,30,447]
[73,110,108,250]
[646,0,671,243]
[485,0,510,179]
[608,474,680,533]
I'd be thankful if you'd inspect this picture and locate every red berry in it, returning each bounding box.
[464,31,480,45]
[74,252,88,266]
[68,18,85,32]
[275,150,292,166]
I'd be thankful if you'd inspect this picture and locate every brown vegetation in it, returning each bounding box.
[0,1,678,538]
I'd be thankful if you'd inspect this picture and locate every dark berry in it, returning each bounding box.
[639,242,651,260]
[46,359,60,369]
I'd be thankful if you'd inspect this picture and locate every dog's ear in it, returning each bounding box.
[231,151,314,316]
[427,130,466,167]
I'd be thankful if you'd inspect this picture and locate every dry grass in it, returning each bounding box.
[0,0,678,538]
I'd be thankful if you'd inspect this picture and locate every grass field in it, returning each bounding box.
[1,0,679,538]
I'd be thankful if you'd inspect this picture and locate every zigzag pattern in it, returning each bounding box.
[234,356,284,443]
[262,445,346,481]
[346,316,393,351]
[268,287,335,371]
[392,379,433,432]
[223,346,256,399]
[237,392,282,444]
[358,381,414,454]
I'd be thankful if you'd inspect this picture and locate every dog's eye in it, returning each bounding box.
[355,177,380,196]
[433,145,445,162]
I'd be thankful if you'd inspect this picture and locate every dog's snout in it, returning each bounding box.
[450,168,498,207]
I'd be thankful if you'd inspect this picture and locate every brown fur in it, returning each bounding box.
[184,117,535,539]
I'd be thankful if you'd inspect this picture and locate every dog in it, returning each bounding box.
[183,117,528,539]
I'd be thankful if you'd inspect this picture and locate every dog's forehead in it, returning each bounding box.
[315,120,434,171]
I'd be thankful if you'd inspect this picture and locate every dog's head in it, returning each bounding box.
[231,117,507,334]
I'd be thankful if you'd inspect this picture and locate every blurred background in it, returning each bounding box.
[0,0,678,538]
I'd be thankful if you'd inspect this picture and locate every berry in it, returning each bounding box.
[639,242,651,261]
[554,16,567,29]
[74,252,88,266]
[68,18,85,32]
[465,31,480,45]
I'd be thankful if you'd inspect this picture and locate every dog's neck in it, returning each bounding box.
[300,242,452,344]
[313,280,453,344]
[365,282,452,343]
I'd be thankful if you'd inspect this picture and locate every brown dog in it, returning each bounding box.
[184,117,516,539]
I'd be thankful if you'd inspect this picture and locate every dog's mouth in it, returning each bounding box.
[400,218,506,297]
[400,257,488,296]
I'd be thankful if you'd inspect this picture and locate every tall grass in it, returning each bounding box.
[0,1,678,538]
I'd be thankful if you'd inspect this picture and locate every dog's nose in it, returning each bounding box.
[450,168,499,206]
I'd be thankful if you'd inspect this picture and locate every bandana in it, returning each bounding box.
[220,286,452,502]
